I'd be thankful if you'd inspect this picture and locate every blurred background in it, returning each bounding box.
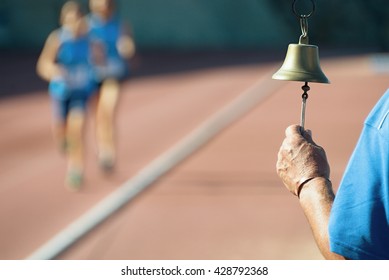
[1,0,389,260]
[1,0,388,97]
[1,0,389,52]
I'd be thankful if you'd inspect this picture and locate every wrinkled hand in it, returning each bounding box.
[276,124,330,196]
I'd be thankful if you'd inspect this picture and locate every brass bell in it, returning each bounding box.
[271,1,329,129]
[272,37,329,84]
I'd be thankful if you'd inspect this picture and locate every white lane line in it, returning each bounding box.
[26,70,282,260]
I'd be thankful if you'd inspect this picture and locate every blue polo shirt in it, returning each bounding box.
[329,89,389,259]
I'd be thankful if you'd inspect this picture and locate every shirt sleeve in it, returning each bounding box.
[328,92,389,260]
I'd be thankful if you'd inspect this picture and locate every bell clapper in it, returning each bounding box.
[300,82,310,129]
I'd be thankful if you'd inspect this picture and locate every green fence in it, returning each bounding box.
[1,0,388,52]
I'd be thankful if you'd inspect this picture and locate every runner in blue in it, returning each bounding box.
[87,0,135,172]
[37,1,96,190]
[276,90,389,259]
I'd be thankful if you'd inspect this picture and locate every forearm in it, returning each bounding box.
[36,32,61,82]
[298,177,345,260]
[36,60,61,81]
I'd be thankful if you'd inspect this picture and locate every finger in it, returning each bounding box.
[302,129,313,142]
[301,128,319,146]
[285,124,308,147]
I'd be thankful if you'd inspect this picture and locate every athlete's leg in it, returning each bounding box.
[96,78,120,171]
[51,97,68,153]
[65,105,86,189]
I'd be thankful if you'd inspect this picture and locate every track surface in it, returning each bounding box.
[0,53,388,259]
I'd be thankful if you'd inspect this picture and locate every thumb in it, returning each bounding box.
[285,124,303,137]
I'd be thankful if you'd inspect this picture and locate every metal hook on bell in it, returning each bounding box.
[272,0,329,129]
[292,0,315,19]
